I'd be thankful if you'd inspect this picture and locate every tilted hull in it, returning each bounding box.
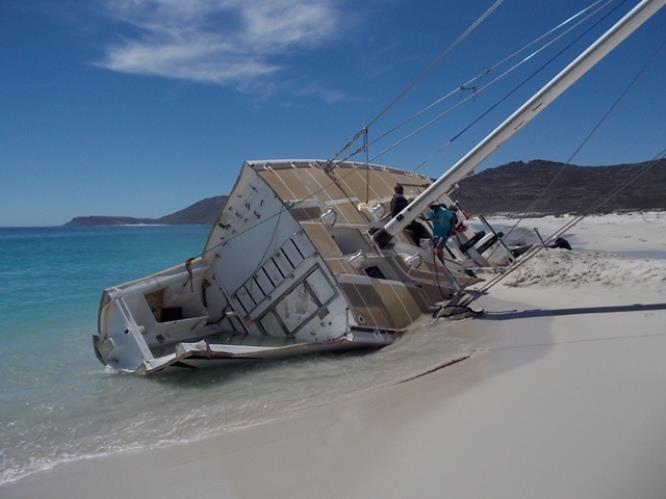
[93,160,511,374]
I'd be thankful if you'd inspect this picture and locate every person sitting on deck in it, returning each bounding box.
[426,203,458,260]
[390,184,408,217]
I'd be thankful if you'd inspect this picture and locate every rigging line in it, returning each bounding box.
[326,0,503,164]
[367,0,626,165]
[368,0,613,153]
[364,128,370,204]
[366,0,503,130]
[413,140,456,173]
[499,34,666,243]
[474,147,666,296]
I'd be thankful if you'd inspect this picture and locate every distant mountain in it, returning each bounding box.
[65,196,228,227]
[455,158,666,215]
[64,216,159,226]
[157,196,229,225]
[65,159,666,227]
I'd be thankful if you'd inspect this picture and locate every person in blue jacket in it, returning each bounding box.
[426,203,458,259]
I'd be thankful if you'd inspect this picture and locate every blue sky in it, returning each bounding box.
[1,0,664,226]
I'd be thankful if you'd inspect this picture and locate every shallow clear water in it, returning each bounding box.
[0,225,477,485]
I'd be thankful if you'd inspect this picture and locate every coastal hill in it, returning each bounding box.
[455,158,666,215]
[65,195,228,226]
[64,159,666,226]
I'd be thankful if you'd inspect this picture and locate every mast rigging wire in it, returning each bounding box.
[332,0,617,166]
[327,0,504,165]
[367,0,627,165]
[365,0,613,157]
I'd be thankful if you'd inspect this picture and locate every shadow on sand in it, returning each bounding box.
[479,302,666,321]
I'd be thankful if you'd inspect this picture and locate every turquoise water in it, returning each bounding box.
[0,226,210,482]
[0,225,476,485]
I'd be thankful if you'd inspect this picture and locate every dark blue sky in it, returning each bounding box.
[1,0,664,226]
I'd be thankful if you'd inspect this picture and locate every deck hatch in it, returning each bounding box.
[330,227,374,255]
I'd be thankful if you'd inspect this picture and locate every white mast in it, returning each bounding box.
[375,0,665,246]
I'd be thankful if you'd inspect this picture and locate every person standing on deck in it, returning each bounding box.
[391,184,430,245]
[427,203,458,260]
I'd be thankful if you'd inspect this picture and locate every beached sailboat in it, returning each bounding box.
[92,0,664,374]
[93,159,511,374]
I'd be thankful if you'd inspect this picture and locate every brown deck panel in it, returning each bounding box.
[334,202,367,225]
[300,168,369,225]
[271,168,313,199]
[349,168,383,200]
[340,281,394,328]
[306,167,347,194]
[405,286,429,313]
[259,170,295,200]
[289,206,322,221]
[298,168,345,206]
[367,169,395,194]
[393,284,423,323]
[323,259,344,276]
[333,168,374,203]
[332,168,432,210]
[261,162,431,206]
[301,222,344,259]
[373,282,420,329]
[286,168,362,225]
[324,258,358,276]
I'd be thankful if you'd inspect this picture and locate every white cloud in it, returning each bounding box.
[97,0,343,94]
[297,82,348,104]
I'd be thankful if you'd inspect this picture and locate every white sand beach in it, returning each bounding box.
[3,211,665,499]
[490,210,666,257]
